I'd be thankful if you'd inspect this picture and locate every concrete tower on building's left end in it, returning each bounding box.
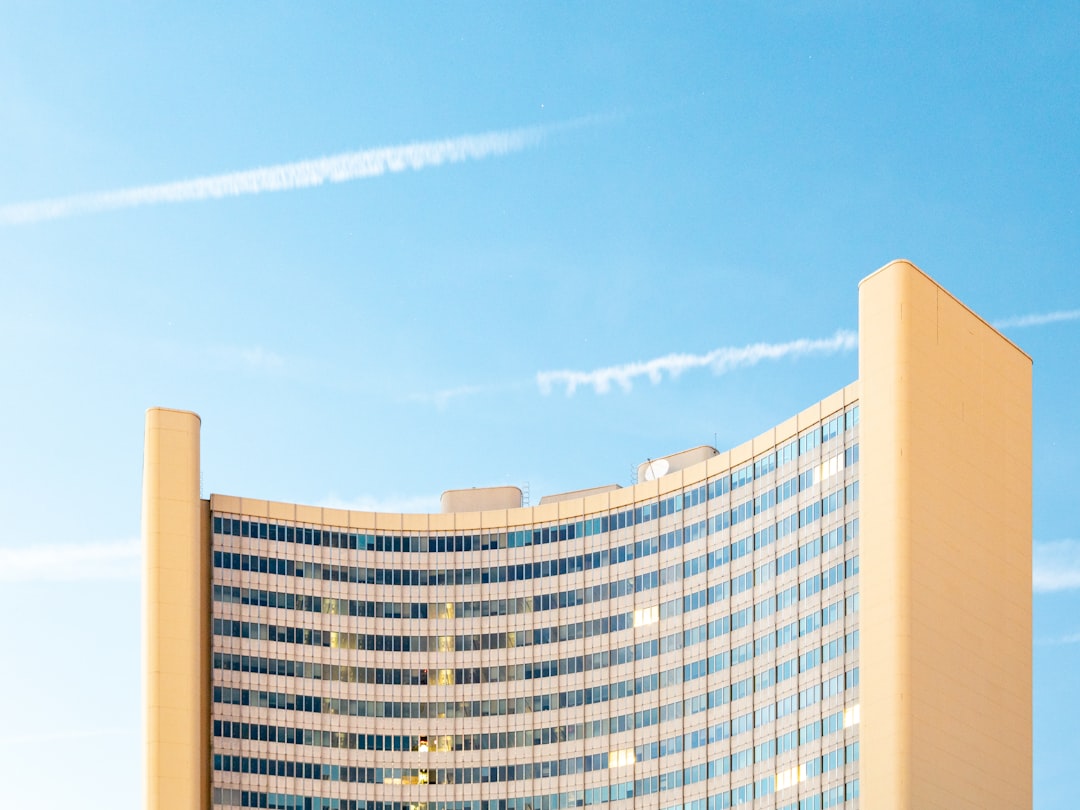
[143,408,210,810]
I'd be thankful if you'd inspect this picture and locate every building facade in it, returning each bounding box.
[144,261,1032,810]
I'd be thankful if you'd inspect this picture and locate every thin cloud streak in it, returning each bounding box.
[419,384,495,409]
[1033,540,1080,593]
[0,727,132,746]
[0,119,586,225]
[537,330,857,396]
[993,309,1080,329]
[0,540,140,582]
[407,380,529,409]
[1036,632,1080,646]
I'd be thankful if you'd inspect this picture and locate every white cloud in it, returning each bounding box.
[1033,540,1080,593]
[407,380,528,409]
[993,309,1080,329]
[0,540,140,582]
[321,493,442,515]
[0,727,132,746]
[1037,632,1080,646]
[0,119,585,225]
[536,330,857,396]
[408,383,500,409]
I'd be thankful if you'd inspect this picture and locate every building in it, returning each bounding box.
[143,260,1031,810]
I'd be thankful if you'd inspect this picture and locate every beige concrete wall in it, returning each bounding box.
[143,408,209,810]
[860,260,1031,808]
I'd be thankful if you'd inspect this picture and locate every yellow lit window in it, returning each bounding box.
[775,763,806,791]
[609,748,636,768]
[816,453,844,483]
[432,602,455,619]
[633,605,659,627]
[843,703,861,728]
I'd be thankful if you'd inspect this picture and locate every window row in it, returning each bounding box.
[213,597,858,705]
[213,628,859,725]
[213,577,858,709]
[214,756,858,810]
[214,727,858,791]
[212,495,858,591]
[213,519,858,628]
[212,556,857,658]
[214,674,859,776]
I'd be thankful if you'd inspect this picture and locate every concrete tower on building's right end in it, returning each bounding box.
[859,261,1031,808]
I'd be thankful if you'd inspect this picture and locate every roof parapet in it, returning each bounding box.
[538,483,622,506]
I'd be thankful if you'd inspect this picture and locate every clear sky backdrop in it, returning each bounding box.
[1,3,1077,807]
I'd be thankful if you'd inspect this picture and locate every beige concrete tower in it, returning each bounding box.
[859,261,1032,808]
[143,408,210,810]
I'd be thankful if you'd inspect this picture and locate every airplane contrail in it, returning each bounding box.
[1032,540,1080,593]
[0,540,140,582]
[537,330,858,395]
[0,120,578,225]
[993,308,1080,329]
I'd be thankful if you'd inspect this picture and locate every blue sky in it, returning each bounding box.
[1,3,1077,807]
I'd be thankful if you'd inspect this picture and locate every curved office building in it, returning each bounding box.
[144,261,1033,810]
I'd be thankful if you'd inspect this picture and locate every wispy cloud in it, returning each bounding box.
[1033,540,1080,593]
[407,380,529,409]
[993,309,1080,329]
[321,493,442,515]
[0,118,590,225]
[0,727,132,746]
[0,540,140,582]
[536,330,857,396]
[1037,632,1080,646]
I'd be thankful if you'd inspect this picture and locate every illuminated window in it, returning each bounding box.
[633,605,659,627]
[609,748,636,768]
[843,704,861,728]
[817,453,844,483]
[775,763,806,791]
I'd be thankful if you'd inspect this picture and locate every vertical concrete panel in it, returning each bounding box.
[144,408,209,810]
[860,261,1031,809]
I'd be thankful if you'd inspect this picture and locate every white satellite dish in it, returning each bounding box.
[643,458,669,481]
